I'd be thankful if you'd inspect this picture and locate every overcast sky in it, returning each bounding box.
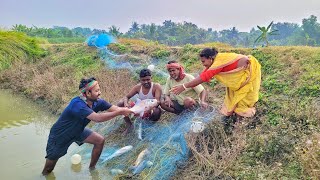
[1,0,320,32]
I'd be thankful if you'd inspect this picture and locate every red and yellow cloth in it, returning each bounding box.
[200,53,261,117]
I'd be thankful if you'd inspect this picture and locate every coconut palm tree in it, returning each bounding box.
[255,21,278,47]
[12,24,31,33]
[108,25,122,37]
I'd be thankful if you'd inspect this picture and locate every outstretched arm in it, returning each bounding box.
[185,76,204,88]
[87,105,133,122]
[170,76,204,95]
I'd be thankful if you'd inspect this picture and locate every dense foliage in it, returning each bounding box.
[10,15,320,47]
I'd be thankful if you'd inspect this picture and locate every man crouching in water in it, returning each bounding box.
[42,77,133,175]
[117,68,162,135]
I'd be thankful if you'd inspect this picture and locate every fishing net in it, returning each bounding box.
[71,106,218,179]
[96,42,169,81]
[73,37,219,179]
[86,34,116,48]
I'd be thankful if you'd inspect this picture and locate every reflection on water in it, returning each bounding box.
[0,90,103,180]
[71,164,82,173]
[0,90,38,130]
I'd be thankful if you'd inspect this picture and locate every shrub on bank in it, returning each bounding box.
[0,31,46,70]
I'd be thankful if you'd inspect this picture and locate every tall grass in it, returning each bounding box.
[0,38,136,113]
[47,37,86,44]
[0,31,45,70]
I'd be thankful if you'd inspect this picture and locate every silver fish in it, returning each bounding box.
[101,145,133,163]
[130,98,158,117]
[133,148,150,166]
[132,160,153,175]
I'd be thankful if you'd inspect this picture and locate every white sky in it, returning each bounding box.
[1,0,320,32]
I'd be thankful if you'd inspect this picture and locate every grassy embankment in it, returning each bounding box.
[0,31,319,179]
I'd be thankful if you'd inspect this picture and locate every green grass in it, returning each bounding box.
[48,44,103,79]
[47,37,86,44]
[0,31,46,70]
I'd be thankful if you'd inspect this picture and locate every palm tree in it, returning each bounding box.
[108,25,122,37]
[149,23,157,40]
[129,22,139,34]
[12,24,31,33]
[255,21,278,47]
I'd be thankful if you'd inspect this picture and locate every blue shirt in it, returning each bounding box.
[48,97,112,144]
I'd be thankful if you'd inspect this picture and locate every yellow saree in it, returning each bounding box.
[210,53,261,117]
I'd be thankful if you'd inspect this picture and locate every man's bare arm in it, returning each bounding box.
[122,84,140,106]
[154,83,162,105]
[87,106,133,122]
[199,89,207,103]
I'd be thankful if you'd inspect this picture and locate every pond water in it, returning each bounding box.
[0,89,219,180]
[0,90,100,180]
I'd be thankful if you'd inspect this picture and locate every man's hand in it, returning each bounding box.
[120,107,134,117]
[170,84,185,95]
[200,101,208,109]
[164,96,173,107]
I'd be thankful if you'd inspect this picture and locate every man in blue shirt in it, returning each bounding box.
[42,77,133,175]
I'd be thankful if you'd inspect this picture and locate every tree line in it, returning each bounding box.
[11,15,320,47]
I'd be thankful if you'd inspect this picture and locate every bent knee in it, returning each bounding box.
[89,132,105,146]
[98,136,105,146]
[150,108,161,121]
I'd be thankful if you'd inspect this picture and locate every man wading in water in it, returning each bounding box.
[42,77,133,175]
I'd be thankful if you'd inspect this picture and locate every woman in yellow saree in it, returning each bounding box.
[170,48,261,120]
